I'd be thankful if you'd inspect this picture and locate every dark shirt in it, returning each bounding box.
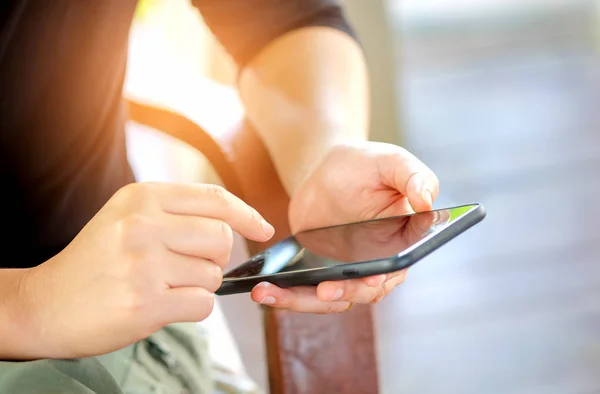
[0,0,355,268]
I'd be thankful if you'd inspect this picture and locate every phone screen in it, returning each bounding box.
[223,204,478,279]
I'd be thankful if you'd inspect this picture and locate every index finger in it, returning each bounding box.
[152,182,274,242]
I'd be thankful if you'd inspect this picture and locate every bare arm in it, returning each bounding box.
[0,269,35,359]
[238,26,369,195]
[193,0,367,195]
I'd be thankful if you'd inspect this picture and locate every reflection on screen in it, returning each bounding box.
[224,205,476,279]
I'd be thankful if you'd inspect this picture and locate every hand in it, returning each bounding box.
[19,182,274,359]
[251,141,439,313]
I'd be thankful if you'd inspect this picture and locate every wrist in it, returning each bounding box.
[286,134,367,197]
[287,136,365,195]
[0,267,46,360]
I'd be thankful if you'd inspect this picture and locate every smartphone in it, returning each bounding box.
[216,203,486,296]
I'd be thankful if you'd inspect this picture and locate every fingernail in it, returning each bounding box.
[260,296,276,305]
[332,288,344,301]
[261,219,275,236]
[423,190,433,206]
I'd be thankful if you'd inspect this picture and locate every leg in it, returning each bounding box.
[0,357,124,394]
[0,327,205,394]
[0,324,254,394]
[98,324,217,394]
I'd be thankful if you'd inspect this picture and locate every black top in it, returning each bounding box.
[0,0,355,268]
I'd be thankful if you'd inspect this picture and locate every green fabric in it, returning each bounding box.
[0,323,214,394]
[0,358,123,393]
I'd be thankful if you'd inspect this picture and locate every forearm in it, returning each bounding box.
[0,269,37,360]
[238,27,369,195]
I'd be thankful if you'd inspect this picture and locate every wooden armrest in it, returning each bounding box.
[125,81,378,394]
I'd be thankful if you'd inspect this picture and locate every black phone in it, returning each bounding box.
[216,203,486,295]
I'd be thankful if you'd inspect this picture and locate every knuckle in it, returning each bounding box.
[117,214,156,253]
[195,290,215,321]
[111,183,159,217]
[119,213,153,234]
[121,286,151,318]
[205,184,229,205]
[112,183,134,202]
[326,303,338,315]
[205,265,223,293]
[384,147,410,164]
[118,253,145,280]
[218,221,234,246]
[371,286,387,304]
[390,271,407,287]
[248,206,262,226]
[212,221,233,267]
[169,289,215,324]
[114,182,153,204]
[316,302,342,315]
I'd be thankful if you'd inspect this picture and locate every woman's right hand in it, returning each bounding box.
[15,182,274,359]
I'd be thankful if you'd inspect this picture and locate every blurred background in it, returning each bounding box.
[125,0,600,393]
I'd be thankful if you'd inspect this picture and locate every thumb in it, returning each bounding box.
[380,149,439,212]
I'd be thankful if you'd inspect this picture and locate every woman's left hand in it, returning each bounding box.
[250,141,439,313]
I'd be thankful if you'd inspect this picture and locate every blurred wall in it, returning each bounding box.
[343,0,403,145]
